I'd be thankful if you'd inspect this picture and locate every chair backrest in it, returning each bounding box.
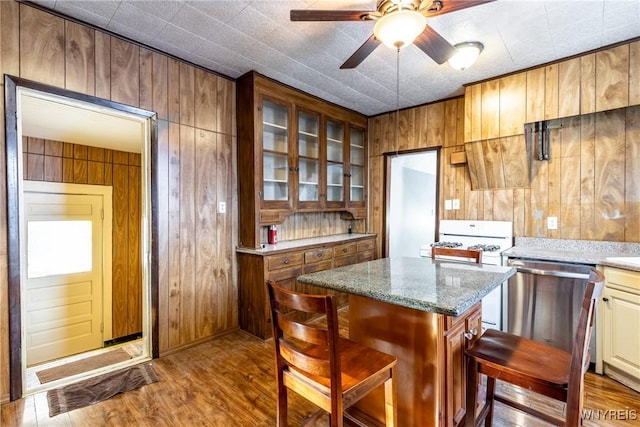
[566,268,605,424]
[266,280,341,393]
[431,246,483,264]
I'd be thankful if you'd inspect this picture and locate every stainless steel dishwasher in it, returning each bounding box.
[504,258,596,361]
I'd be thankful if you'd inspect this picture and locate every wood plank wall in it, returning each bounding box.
[0,2,237,402]
[367,46,640,259]
[258,212,367,244]
[22,136,143,339]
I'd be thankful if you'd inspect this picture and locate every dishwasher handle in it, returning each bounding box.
[512,266,590,280]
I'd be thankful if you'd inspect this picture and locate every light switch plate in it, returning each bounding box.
[218,201,226,214]
[452,199,460,210]
[445,200,452,210]
[547,216,557,230]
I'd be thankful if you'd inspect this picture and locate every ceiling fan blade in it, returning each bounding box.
[290,10,373,21]
[340,34,381,69]
[413,26,457,65]
[423,0,495,18]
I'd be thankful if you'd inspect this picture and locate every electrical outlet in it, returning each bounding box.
[547,216,557,230]
[218,201,226,214]
[452,199,460,210]
[445,200,452,210]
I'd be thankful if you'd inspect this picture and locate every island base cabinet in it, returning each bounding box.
[602,267,640,392]
[347,295,481,426]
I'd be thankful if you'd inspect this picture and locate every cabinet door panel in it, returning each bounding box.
[603,287,640,378]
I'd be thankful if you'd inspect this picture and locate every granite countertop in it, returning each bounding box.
[236,233,376,255]
[297,257,516,317]
[502,237,640,272]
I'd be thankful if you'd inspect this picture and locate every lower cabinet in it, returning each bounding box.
[237,235,376,339]
[443,303,482,427]
[601,267,640,392]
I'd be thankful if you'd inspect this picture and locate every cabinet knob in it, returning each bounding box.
[317,252,323,258]
[602,297,609,302]
[464,328,478,340]
[283,258,290,265]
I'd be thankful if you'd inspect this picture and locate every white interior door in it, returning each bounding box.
[23,189,105,366]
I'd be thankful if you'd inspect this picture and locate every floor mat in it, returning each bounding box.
[36,348,133,384]
[47,363,158,417]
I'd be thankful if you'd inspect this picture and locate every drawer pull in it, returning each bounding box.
[317,253,323,258]
[464,328,478,340]
[342,248,347,253]
[283,258,290,265]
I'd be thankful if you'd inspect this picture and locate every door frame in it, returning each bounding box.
[5,75,159,400]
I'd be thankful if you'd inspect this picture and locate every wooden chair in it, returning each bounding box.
[465,269,605,427]
[266,280,397,427]
[431,246,483,264]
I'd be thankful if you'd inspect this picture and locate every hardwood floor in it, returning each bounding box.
[2,308,639,426]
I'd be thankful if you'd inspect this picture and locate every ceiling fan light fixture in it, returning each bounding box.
[374,10,427,49]
[448,41,484,71]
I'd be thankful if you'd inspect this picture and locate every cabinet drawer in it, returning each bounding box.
[267,253,303,271]
[605,267,640,294]
[357,239,375,252]
[334,255,357,268]
[304,248,334,264]
[334,242,357,258]
[268,266,302,282]
[304,260,333,274]
[357,250,374,263]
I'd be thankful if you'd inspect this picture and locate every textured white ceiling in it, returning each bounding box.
[30,0,640,116]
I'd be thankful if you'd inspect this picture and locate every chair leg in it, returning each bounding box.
[383,371,396,427]
[276,380,288,427]
[466,358,479,427]
[485,376,496,427]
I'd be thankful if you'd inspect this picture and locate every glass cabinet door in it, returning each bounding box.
[297,111,320,204]
[326,119,345,204]
[262,99,289,203]
[349,127,365,203]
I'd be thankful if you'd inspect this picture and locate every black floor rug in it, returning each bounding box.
[47,362,158,417]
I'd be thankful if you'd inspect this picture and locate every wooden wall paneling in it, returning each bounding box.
[499,73,526,137]
[368,156,384,258]
[630,41,640,106]
[156,120,170,353]
[179,125,196,345]
[368,116,382,157]
[442,148,456,220]
[217,133,238,331]
[194,128,216,339]
[544,63,559,120]
[482,138,505,189]
[128,161,141,334]
[19,5,64,87]
[456,98,465,146]
[463,86,472,142]
[580,53,596,114]
[0,1,20,78]
[195,69,216,132]
[426,102,445,147]
[500,135,529,188]
[414,105,428,148]
[218,78,236,137]
[167,122,181,349]
[558,58,581,118]
[112,161,129,338]
[152,52,169,120]
[493,189,513,222]
[73,144,88,183]
[528,156,549,236]
[464,141,486,190]
[481,190,493,220]
[526,67,545,123]
[443,99,458,148]
[454,149,467,220]
[560,116,581,158]
[110,37,139,107]
[167,58,181,123]
[470,84,482,141]
[464,186,479,220]
[512,188,527,236]
[384,111,398,153]
[64,21,95,95]
[559,116,582,239]
[481,80,499,140]
[139,48,153,111]
[94,31,111,100]
[596,45,629,112]
[87,146,105,185]
[625,106,640,242]
[0,98,6,402]
[398,108,413,151]
[594,109,626,240]
[546,128,561,238]
[179,63,195,127]
[580,114,596,240]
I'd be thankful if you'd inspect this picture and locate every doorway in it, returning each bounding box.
[5,75,158,400]
[386,150,439,258]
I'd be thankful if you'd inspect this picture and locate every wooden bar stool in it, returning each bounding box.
[266,280,397,427]
[432,246,483,264]
[465,269,605,426]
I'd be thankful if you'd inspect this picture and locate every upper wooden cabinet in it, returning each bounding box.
[237,71,368,248]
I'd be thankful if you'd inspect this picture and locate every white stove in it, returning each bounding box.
[421,220,513,331]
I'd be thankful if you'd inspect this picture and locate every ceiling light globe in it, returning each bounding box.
[448,42,484,71]
[374,10,427,49]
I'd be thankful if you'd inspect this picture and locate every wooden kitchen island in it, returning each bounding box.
[297,257,516,427]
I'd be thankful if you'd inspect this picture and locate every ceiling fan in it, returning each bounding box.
[290,0,494,69]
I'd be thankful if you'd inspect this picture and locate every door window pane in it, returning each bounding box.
[27,220,92,278]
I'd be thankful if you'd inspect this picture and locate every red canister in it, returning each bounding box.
[268,225,277,245]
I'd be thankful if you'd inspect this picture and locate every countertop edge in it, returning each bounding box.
[236,233,377,255]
